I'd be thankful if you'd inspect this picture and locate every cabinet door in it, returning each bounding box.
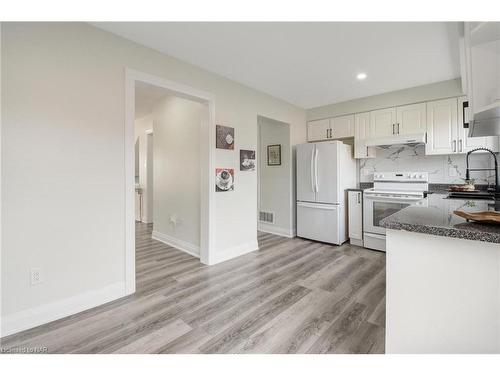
[397,103,427,135]
[331,114,354,139]
[354,112,376,159]
[348,191,363,241]
[307,119,330,142]
[369,107,396,137]
[425,98,458,155]
[457,96,500,153]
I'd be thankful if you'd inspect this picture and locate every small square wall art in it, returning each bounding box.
[267,144,281,166]
[216,124,235,150]
[215,168,235,192]
[239,149,256,171]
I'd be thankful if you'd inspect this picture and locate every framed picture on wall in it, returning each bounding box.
[267,144,281,166]
[216,124,235,150]
[215,168,235,192]
[239,149,256,171]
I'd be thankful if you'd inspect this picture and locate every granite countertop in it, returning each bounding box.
[380,194,500,244]
[346,188,364,192]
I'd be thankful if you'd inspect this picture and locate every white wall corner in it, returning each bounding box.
[151,230,200,258]
[207,240,259,265]
[0,282,126,338]
[258,222,295,238]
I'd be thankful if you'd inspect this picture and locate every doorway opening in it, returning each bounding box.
[125,69,216,295]
[257,115,294,241]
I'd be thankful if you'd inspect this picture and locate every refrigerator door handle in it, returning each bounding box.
[310,146,315,193]
[297,201,338,210]
[314,146,319,192]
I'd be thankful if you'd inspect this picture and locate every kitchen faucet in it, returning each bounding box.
[465,148,499,199]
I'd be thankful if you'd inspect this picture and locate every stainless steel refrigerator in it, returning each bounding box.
[296,141,356,245]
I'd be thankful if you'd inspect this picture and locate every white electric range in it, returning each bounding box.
[363,171,429,251]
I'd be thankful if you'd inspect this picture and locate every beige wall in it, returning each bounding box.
[135,115,154,223]
[1,22,306,334]
[307,78,463,120]
[152,95,203,252]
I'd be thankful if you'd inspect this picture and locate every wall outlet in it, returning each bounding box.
[30,267,42,286]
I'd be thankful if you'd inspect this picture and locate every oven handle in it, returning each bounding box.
[363,195,423,203]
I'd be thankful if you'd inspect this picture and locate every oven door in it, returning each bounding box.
[363,193,423,235]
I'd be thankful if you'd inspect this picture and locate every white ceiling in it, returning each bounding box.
[95,22,462,109]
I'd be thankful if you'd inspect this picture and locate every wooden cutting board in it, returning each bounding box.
[453,210,500,225]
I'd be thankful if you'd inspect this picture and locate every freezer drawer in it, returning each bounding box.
[297,202,341,245]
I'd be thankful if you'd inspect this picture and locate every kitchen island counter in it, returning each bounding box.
[382,194,500,354]
[380,194,500,244]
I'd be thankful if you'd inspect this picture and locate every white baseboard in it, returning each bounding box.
[208,240,259,265]
[151,230,200,258]
[1,282,126,338]
[258,222,295,238]
[350,238,364,247]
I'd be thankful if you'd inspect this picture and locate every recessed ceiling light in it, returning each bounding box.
[356,72,367,81]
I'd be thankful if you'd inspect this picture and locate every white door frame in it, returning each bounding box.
[125,68,216,295]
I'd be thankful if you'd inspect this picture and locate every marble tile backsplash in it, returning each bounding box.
[358,145,497,186]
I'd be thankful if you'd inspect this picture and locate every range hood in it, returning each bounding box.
[364,132,427,147]
[468,103,500,137]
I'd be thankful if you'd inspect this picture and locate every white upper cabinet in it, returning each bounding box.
[425,96,498,155]
[368,104,425,138]
[457,96,499,153]
[369,107,397,137]
[307,114,354,142]
[354,112,375,159]
[425,98,458,155]
[330,114,355,139]
[463,22,500,137]
[307,119,330,142]
[396,103,427,135]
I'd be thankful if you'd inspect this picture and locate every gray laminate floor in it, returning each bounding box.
[0,222,386,354]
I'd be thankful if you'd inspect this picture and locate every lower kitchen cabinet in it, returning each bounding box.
[348,190,363,246]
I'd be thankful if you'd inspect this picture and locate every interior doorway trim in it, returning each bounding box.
[125,68,216,295]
